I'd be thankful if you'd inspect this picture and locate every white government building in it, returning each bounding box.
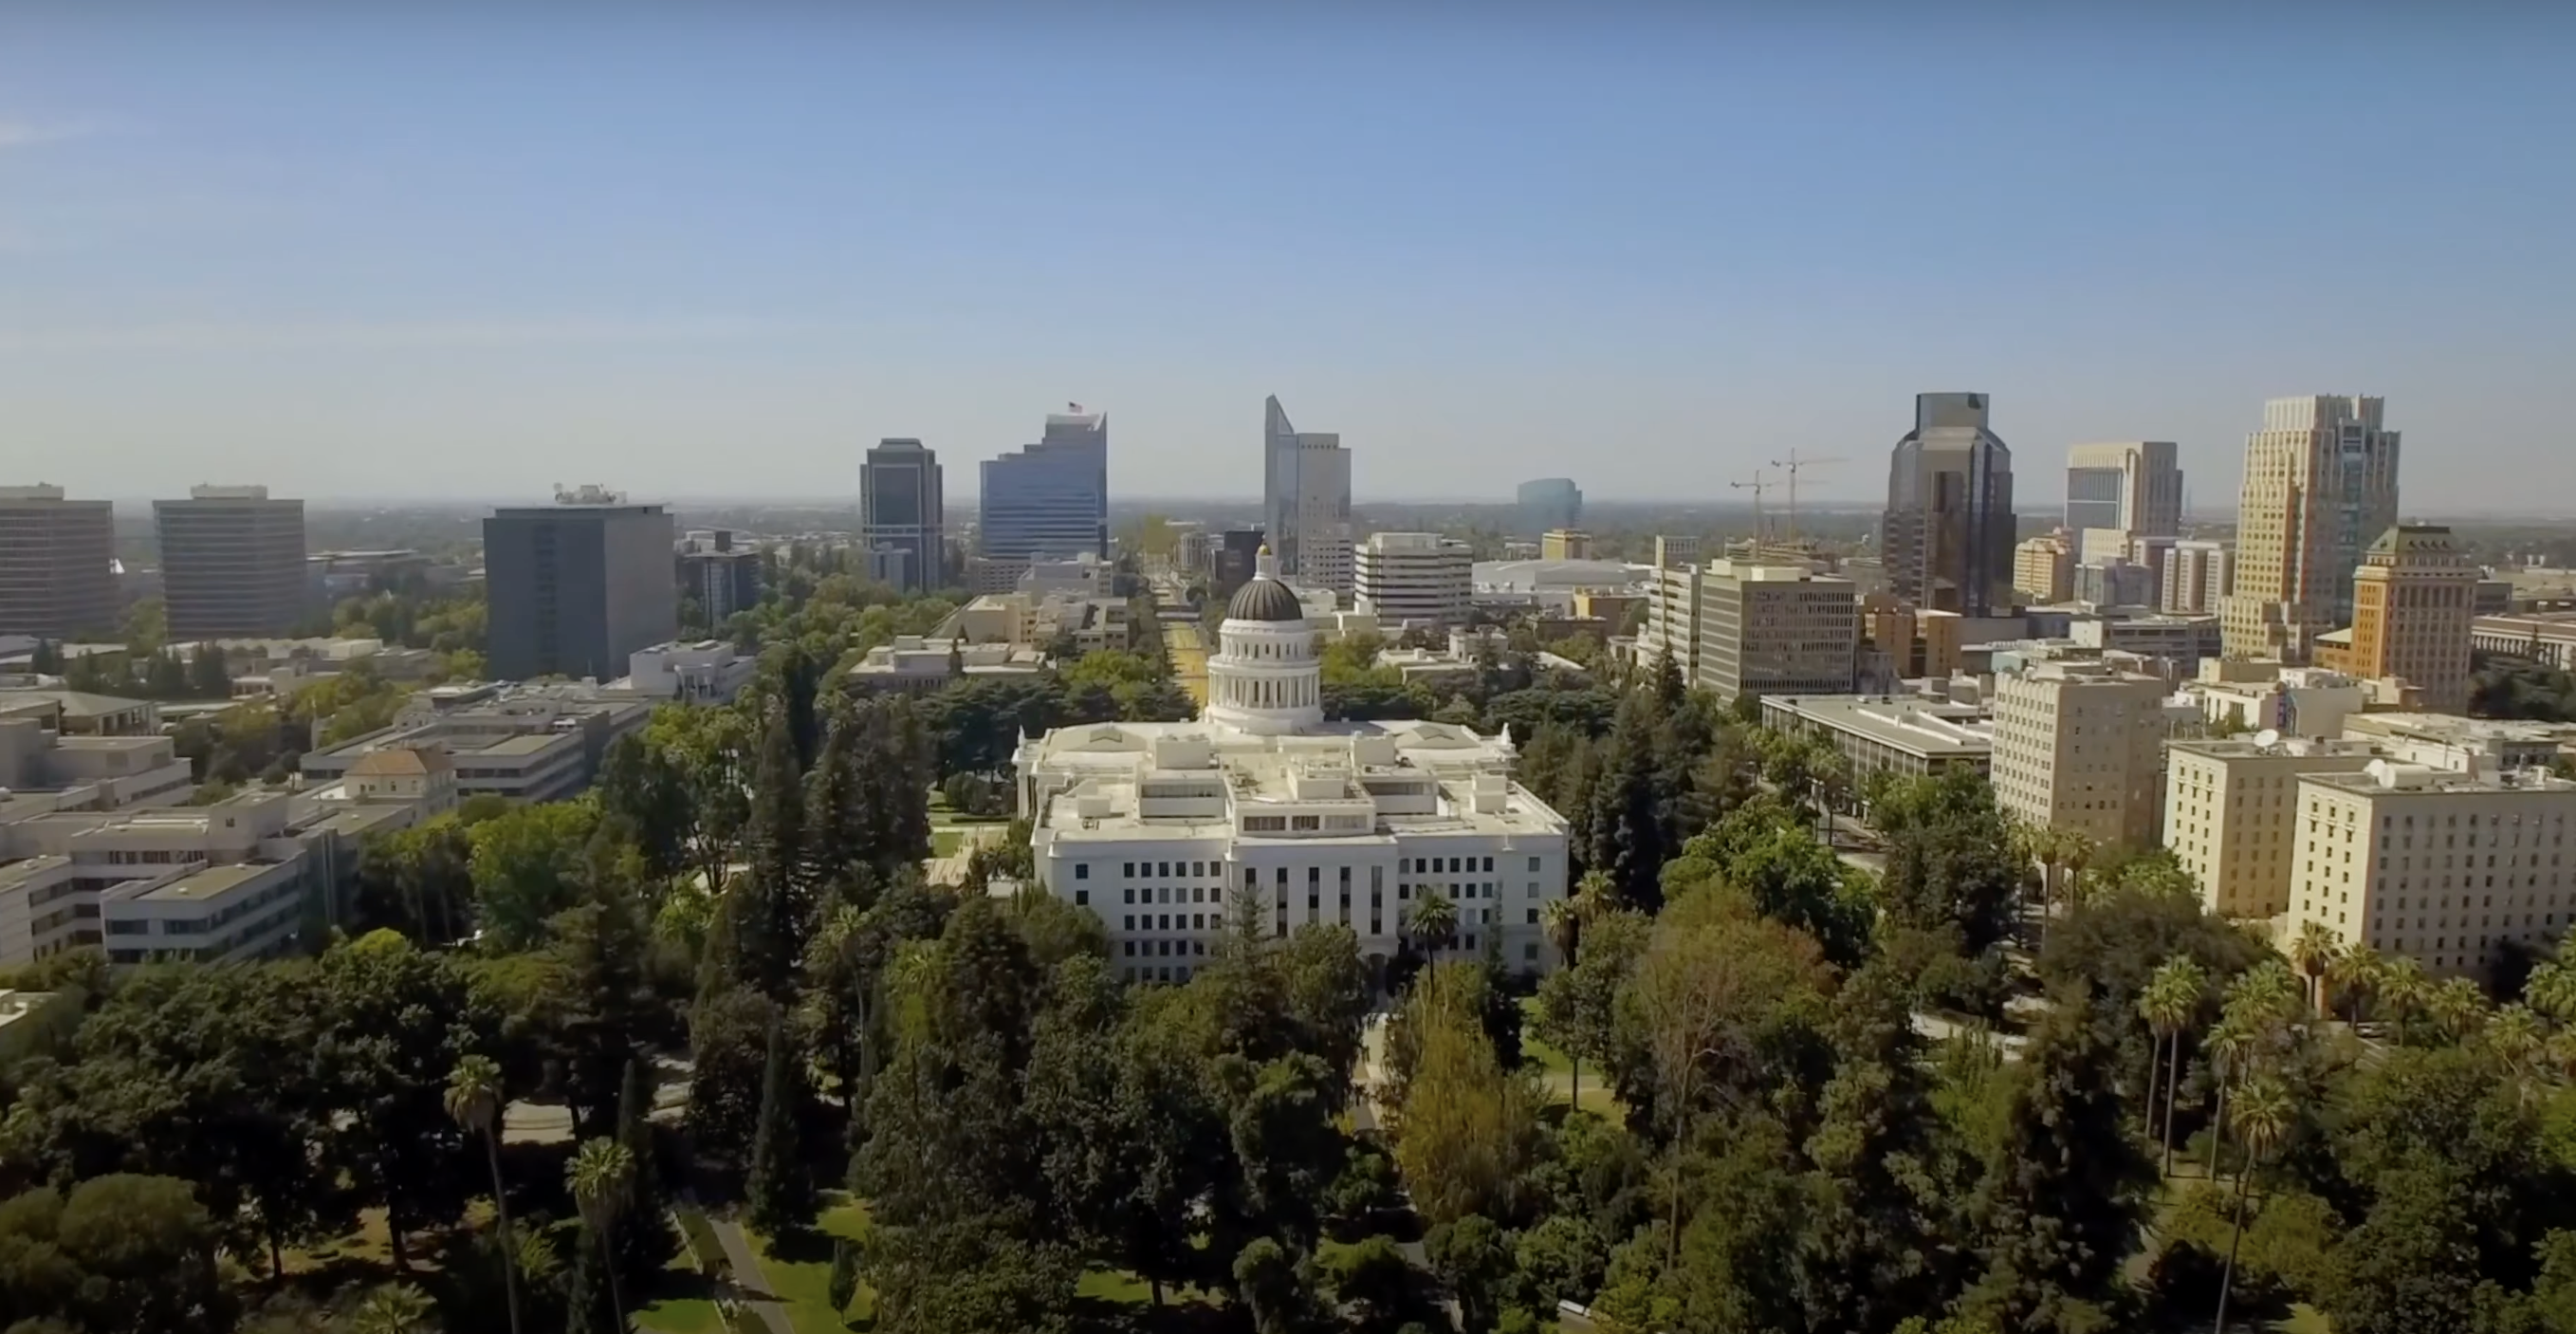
[1015,553,1572,986]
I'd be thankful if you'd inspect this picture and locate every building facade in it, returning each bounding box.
[483,488,678,681]
[979,406,1110,587]
[0,486,118,642]
[2163,737,2381,919]
[1539,529,1592,561]
[154,486,306,639]
[1694,562,1859,704]
[1260,397,1353,592]
[1880,392,2017,617]
[1352,532,1472,627]
[2346,524,2477,713]
[1758,693,1993,787]
[2164,540,2233,614]
[2287,759,2576,983]
[1017,557,1571,986]
[2064,440,2183,538]
[1990,661,2172,848]
[2015,533,2074,603]
[860,437,946,593]
[2475,611,2576,670]
[2222,396,2402,662]
[1518,478,1583,537]
[675,530,763,624]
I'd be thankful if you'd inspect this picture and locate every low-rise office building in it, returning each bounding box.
[2474,611,2576,671]
[1757,693,1995,788]
[2338,713,2576,774]
[616,640,761,704]
[299,683,650,803]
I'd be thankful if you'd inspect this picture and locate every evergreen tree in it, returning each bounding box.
[611,1057,679,1287]
[725,712,810,997]
[1586,692,1672,910]
[828,1236,861,1315]
[562,1225,617,1334]
[28,639,61,675]
[747,1010,816,1233]
[805,700,871,899]
[187,644,230,698]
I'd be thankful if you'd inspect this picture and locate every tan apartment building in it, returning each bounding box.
[2344,524,2477,713]
[2163,736,2381,918]
[1991,661,2172,848]
[1539,529,1592,561]
[2287,759,2576,983]
[2015,533,2075,604]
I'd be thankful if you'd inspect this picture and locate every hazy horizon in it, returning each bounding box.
[6,8,2571,510]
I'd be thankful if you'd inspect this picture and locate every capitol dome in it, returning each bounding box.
[1206,547,1322,735]
[1226,572,1306,622]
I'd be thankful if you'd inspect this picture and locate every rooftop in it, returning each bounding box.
[347,747,453,777]
[2305,761,2576,799]
[2168,737,2380,762]
[1765,695,1995,758]
[129,862,274,902]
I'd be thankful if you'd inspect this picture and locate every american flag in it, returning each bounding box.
[1067,401,1085,413]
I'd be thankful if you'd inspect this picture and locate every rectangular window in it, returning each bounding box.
[1158,862,1170,878]
[1075,863,1090,880]
[1123,915,1134,930]
[1482,857,1494,872]
[1124,888,1135,904]
[1124,862,1135,878]
[1075,890,1089,906]
[1528,857,1540,872]
[1526,908,1538,924]
[1122,941,1135,956]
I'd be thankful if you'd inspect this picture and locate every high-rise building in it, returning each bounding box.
[675,530,763,624]
[1517,478,1583,536]
[2346,524,2478,713]
[2065,441,2183,538]
[2165,540,2233,614]
[153,485,306,639]
[1880,392,2017,617]
[1261,397,1353,592]
[2014,533,2075,603]
[2222,396,2402,662]
[2164,736,2382,919]
[979,405,1109,589]
[1211,528,1267,601]
[1990,660,2172,849]
[1352,532,1472,626]
[0,485,118,641]
[860,438,946,593]
[484,486,678,681]
[1693,562,1859,705]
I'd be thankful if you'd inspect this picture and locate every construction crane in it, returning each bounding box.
[1730,471,1773,545]
[1768,450,1849,546]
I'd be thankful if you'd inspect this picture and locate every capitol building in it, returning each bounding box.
[1015,553,1573,987]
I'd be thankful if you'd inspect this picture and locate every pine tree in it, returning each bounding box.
[804,701,869,899]
[733,711,810,997]
[188,644,230,699]
[612,1058,679,1288]
[827,1236,860,1315]
[746,1010,816,1233]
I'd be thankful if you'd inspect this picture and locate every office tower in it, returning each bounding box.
[979,405,1109,591]
[1880,392,2017,617]
[153,485,306,639]
[860,437,946,593]
[2165,540,2233,614]
[0,485,118,641]
[2073,560,2154,608]
[2014,534,2074,603]
[1260,396,1353,591]
[1518,477,1583,536]
[1212,528,1266,600]
[675,530,763,623]
[483,486,678,681]
[2128,534,2180,607]
[1990,660,2171,849]
[2287,758,2576,983]
[1352,532,1472,625]
[2065,441,2183,538]
[1694,561,1859,705]
[2221,396,2401,662]
[2164,736,2382,918]
[2348,524,2478,712]
[1539,529,1592,561]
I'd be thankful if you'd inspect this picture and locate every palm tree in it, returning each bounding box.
[567,1138,636,1333]
[1406,891,1459,960]
[2525,955,2576,1024]
[2140,956,2206,1179]
[2056,829,2100,908]
[445,1055,523,1334]
[2380,955,2431,1046]
[2325,942,2383,1026]
[354,1283,438,1334]
[2213,1076,2295,1334]
[2288,920,2340,1019]
[2202,1018,2254,1183]
[2488,1004,2547,1100]
[2429,975,2490,1046]
[2010,821,2061,947]
[1571,868,1614,924]
[1812,751,1852,848]
[1542,896,1585,1105]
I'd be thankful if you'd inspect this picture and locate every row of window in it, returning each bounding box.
[1075,853,1540,881]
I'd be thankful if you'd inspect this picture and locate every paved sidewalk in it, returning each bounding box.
[706,1213,794,1334]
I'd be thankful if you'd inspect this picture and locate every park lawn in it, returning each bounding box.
[931,828,965,857]
[753,1197,875,1334]
[635,1296,724,1334]
[1520,1002,1620,1117]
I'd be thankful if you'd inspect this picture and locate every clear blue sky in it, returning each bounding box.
[4,5,2571,511]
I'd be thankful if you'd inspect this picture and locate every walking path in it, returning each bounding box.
[706,1212,794,1334]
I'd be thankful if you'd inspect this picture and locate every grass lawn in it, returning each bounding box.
[931,828,965,857]
[751,1197,874,1334]
[1520,999,1620,1117]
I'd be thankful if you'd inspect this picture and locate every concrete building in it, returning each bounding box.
[1212,528,1267,601]
[845,638,1048,693]
[299,681,652,803]
[675,530,763,624]
[2339,713,2576,775]
[1757,693,1994,787]
[1880,392,2018,617]
[860,438,946,593]
[1353,533,1472,627]
[1990,661,2173,848]
[0,486,118,642]
[2015,533,2075,603]
[154,486,306,639]
[2222,396,2402,662]
[2184,662,2371,738]
[2475,610,2576,670]
[2164,736,2382,918]
[484,487,676,682]
[1260,397,1353,593]
[979,405,1110,590]
[2070,613,2224,676]
[2065,441,2184,539]
[2165,540,2233,614]
[1691,562,1859,705]
[1540,529,1592,561]
[1518,478,1583,537]
[1016,557,1571,985]
[341,747,460,814]
[2345,524,2478,713]
[2073,560,2155,608]
[2287,758,2576,983]
[617,640,761,704]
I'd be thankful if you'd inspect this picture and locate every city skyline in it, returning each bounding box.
[4,9,2571,508]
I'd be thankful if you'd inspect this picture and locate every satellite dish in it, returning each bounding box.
[2254,729,2281,749]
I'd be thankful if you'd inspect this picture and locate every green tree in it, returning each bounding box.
[2213,1076,2294,1334]
[1393,966,1542,1227]
[444,1055,523,1334]
[828,1236,861,1315]
[2140,955,2208,1179]
[566,1138,635,1333]
[353,1283,440,1334]
[468,801,600,950]
[1425,1214,1517,1333]
[746,1010,817,1233]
